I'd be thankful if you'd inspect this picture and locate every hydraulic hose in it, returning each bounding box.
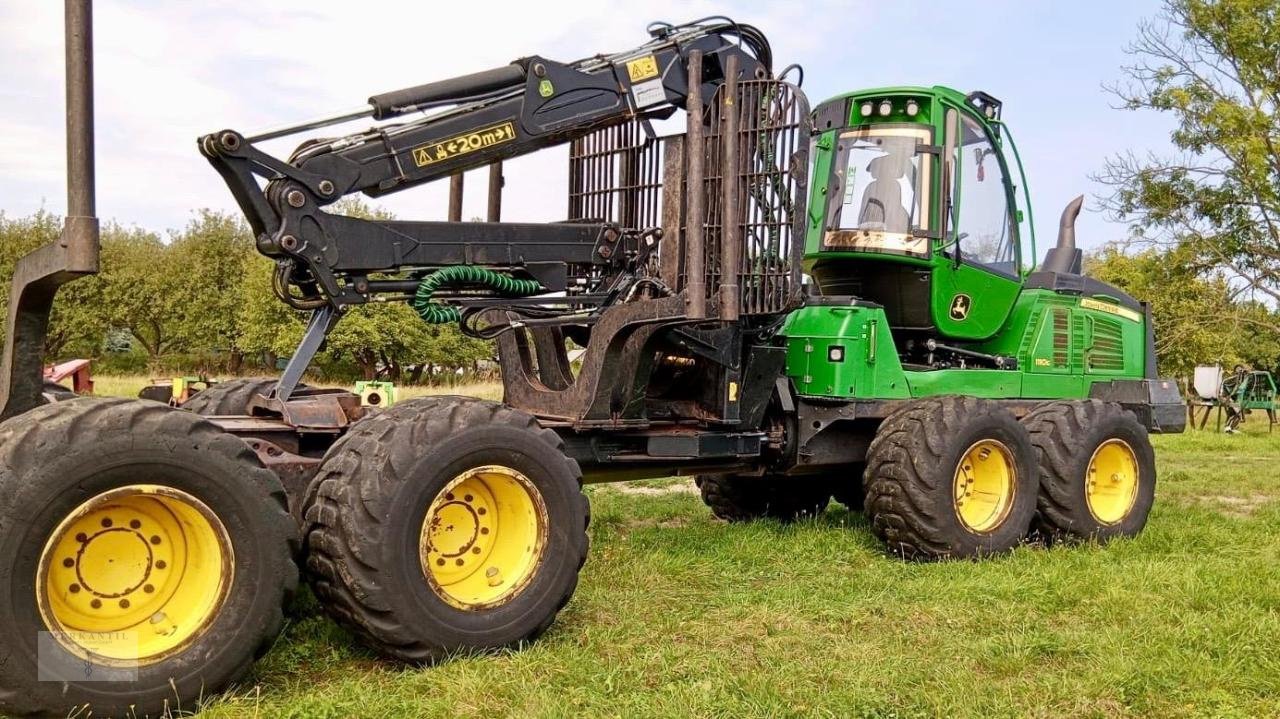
[412,266,542,324]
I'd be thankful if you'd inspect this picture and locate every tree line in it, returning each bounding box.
[0,201,492,382]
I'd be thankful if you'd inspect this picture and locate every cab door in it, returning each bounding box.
[932,106,1023,340]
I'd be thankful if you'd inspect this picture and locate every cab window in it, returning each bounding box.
[823,126,933,257]
[948,111,1017,275]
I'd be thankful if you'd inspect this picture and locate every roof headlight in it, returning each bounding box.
[860,102,873,117]
[878,100,892,116]
[905,100,919,117]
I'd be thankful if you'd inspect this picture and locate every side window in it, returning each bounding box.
[951,113,1017,274]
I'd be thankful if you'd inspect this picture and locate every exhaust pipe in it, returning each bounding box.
[0,0,100,420]
[1039,195,1083,275]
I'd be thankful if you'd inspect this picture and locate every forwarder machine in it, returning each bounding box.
[0,6,1183,716]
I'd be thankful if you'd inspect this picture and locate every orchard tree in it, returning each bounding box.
[167,211,257,370]
[98,225,188,362]
[1098,0,1280,320]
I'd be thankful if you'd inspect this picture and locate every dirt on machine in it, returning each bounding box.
[0,4,1184,716]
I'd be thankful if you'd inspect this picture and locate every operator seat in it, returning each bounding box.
[857,154,912,233]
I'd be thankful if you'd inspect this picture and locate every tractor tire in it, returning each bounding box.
[302,396,590,664]
[1022,400,1156,543]
[180,377,307,415]
[41,379,78,403]
[695,474,831,522]
[0,397,297,718]
[863,396,1038,560]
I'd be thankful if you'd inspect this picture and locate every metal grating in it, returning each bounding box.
[1087,315,1126,371]
[697,78,811,315]
[568,120,665,231]
[1052,308,1069,367]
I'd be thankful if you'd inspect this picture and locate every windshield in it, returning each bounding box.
[823,126,933,257]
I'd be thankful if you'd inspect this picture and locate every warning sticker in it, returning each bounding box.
[625,55,660,83]
[630,78,666,109]
[411,122,516,167]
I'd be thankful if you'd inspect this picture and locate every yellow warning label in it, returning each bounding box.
[1080,297,1142,322]
[411,122,516,167]
[626,55,660,83]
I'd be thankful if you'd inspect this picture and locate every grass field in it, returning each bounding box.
[93,377,1280,717]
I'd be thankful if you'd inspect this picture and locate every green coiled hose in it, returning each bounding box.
[412,265,542,324]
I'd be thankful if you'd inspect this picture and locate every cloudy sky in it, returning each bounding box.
[0,0,1172,259]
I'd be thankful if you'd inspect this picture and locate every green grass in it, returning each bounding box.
[91,378,1280,717]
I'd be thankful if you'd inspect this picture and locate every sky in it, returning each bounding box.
[0,0,1175,262]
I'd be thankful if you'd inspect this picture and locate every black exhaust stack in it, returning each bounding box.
[0,0,100,420]
[1039,195,1084,275]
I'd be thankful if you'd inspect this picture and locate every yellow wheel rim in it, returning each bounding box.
[419,466,548,610]
[36,485,233,665]
[1085,439,1140,525]
[953,439,1017,533]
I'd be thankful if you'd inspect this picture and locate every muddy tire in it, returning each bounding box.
[0,398,297,718]
[303,396,589,664]
[863,396,1038,560]
[1022,400,1156,542]
[180,377,307,415]
[695,474,831,522]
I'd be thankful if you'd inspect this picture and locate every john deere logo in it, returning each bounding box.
[949,294,972,320]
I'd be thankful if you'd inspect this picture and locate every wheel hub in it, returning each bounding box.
[420,466,548,610]
[37,485,233,665]
[953,439,1017,533]
[1085,439,1139,525]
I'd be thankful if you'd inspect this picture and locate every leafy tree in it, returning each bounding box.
[97,224,187,362]
[1098,0,1280,322]
[166,211,258,371]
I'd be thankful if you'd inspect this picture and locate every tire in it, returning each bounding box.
[0,398,297,718]
[695,474,831,522]
[1022,400,1156,543]
[180,377,307,415]
[863,396,1038,560]
[302,396,590,664]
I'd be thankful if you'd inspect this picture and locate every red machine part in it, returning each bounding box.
[42,359,93,394]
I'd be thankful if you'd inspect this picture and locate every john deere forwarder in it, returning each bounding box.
[0,5,1183,716]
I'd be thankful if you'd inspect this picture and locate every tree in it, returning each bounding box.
[1098,0,1280,324]
[166,211,258,371]
[97,225,188,363]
